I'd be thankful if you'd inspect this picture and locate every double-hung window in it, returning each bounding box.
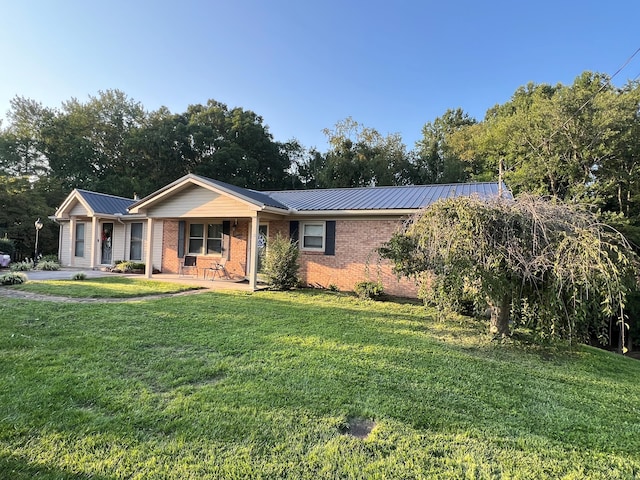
[301,222,325,251]
[188,223,223,255]
[74,223,85,257]
[129,223,143,260]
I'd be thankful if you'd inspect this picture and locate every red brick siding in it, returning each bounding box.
[270,219,418,298]
[161,217,417,297]
[161,220,249,278]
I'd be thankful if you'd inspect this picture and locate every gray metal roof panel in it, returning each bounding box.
[266,182,508,211]
[76,190,136,215]
[197,176,290,210]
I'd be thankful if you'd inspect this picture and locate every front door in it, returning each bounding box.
[101,222,113,264]
[257,224,268,273]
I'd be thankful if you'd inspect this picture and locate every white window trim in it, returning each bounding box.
[188,222,224,256]
[74,222,85,257]
[300,221,326,252]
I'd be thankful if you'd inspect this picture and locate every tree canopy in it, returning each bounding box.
[379,195,639,349]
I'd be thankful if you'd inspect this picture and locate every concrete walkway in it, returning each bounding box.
[0,267,258,303]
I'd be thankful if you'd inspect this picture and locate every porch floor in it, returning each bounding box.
[148,272,265,292]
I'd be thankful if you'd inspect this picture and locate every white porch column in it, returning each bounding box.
[90,217,98,269]
[248,213,259,290]
[69,217,76,267]
[145,217,154,279]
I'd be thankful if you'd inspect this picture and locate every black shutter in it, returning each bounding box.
[178,220,185,258]
[222,220,231,259]
[324,221,336,256]
[289,221,299,244]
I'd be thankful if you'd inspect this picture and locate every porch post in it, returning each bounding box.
[145,217,154,279]
[249,213,259,290]
[69,217,76,267]
[90,217,98,269]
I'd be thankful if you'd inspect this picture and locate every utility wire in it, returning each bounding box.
[522,46,640,164]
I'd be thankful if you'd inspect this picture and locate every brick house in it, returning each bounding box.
[52,174,507,297]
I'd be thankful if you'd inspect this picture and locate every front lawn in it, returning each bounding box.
[1,288,639,478]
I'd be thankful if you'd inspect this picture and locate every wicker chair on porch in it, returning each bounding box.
[204,258,230,280]
[179,255,198,276]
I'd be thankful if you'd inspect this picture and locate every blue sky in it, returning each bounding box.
[1,1,639,152]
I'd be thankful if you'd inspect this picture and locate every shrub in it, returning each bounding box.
[262,233,299,290]
[328,283,340,292]
[71,272,87,281]
[10,260,34,272]
[40,254,60,263]
[114,261,145,273]
[0,272,27,285]
[35,260,61,271]
[354,281,384,300]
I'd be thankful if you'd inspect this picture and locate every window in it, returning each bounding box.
[130,223,143,260]
[207,224,223,254]
[188,224,204,254]
[188,223,223,255]
[301,222,325,251]
[75,223,85,257]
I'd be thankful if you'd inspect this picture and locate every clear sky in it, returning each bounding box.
[1,1,639,152]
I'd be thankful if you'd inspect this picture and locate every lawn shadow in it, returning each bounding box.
[0,454,114,480]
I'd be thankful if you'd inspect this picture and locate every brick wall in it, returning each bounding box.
[270,218,418,298]
[161,219,249,278]
[161,217,417,297]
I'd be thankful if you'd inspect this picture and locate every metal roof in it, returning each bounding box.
[197,176,290,210]
[266,182,509,211]
[76,189,136,215]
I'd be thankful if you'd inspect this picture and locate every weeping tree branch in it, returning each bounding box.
[379,195,639,349]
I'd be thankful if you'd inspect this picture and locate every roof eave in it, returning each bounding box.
[290,208,420,217]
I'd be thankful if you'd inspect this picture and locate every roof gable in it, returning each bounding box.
[55,189,136,218]
[128,174,289,214]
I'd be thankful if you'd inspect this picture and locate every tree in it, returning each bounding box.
[186,100,293,190]
[0,96,52,177]
[379,195,638,350]
[320,117,411,187]
[413,108,476,184]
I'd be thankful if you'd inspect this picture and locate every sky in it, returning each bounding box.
[1,1,639,152]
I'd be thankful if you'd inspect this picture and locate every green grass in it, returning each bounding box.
[6,277,202,298]
[1,288,639,478]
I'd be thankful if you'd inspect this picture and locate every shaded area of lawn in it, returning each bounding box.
[1,289,639,478]
[4,276,203,298]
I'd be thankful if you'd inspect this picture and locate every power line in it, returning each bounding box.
[522,46,640,165]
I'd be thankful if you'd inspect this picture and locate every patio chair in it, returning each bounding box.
[205,258,230,280]
[179,255,198,276]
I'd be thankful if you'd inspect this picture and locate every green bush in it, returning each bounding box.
[354,281,384,300]
[10,260,34,272]
[262,233,299,290]
[35,260,61,271]
[40,254,60,263]
[71,272,87,281]
[0,272,27,285]
[114,261,145,272]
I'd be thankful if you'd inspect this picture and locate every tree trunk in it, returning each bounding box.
[489,295,511,337]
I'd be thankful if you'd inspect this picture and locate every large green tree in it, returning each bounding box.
[413,108,476,184]
[319,117,412,187]
[380,195,638,350]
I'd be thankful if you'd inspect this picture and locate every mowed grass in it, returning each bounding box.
[6,276,202,298]
[1,287,640,479]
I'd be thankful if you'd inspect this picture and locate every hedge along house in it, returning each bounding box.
[53,174,508,297]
